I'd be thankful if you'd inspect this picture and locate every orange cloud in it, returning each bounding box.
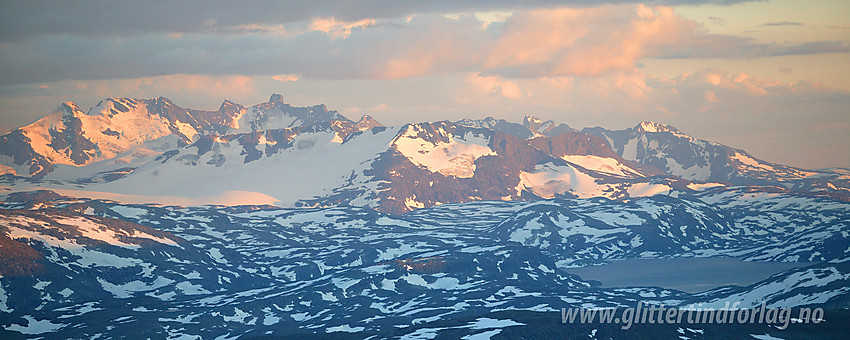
[133,74,256,97]
[63,74,260,106]
[467,74,523,99]
[356,5,711,81]
[309,17,375,39]
[272,74,301,82]
[482,5,697,77]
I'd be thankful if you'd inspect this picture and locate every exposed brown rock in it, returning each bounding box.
[0,231,45,277]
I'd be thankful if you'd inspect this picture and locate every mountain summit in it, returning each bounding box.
[1,95,849,339]
[634,121,684,135]
[522,115,575,137]
[0,95,374,177]
[0,94,847,212]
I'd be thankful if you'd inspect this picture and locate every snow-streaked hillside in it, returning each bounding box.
[0,94,367,178]
[0,190,847,338]
[1,94,847,214]
[583,122,849,200]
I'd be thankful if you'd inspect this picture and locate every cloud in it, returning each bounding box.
[465,68,850,168]
[2,4,844,87]
[132,74,258,98]
[704,90,718,103]
[640,70,849,168]
[309,18,376,39]
[643,68,846,121]
[0,15,487,84]
[2,68,846,168]
[779,67,793,75]
[707,16,725,26]
[652,38,848,59]
[0,1,759,41]
[467,74,523,99]
[272,74,301,82]
[761,21,804,26]
[0,2,844,169]
[76,74,259,106]
[481,5,700,77]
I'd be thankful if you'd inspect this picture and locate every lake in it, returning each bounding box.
[563,257,814,293]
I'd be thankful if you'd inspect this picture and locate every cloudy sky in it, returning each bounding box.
[1,0,848,168]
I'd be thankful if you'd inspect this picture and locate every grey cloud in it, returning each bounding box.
[0,15,489,85]
[0,0,759,41]
[761,21,804,26]
[651,36,849,59]
[1,7,845,86]
[707,16,726,26]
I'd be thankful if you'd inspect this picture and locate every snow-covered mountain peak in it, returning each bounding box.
[522,115,552,132]
[635,121,684,135]
[457,116,500,128]
[90,97,141,116]
[523,115,544,125]
[523,115,574,137]
[2,94,847,205]
[355,115,382,128]
[154,96,174,105]
[456,117,537,139]
[392,122,495,179]
[58,101,84,117]
[219,99,240,110]
[245,94,349,133]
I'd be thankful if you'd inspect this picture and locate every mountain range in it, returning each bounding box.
[1,94,849,338]
[1,94,847,214]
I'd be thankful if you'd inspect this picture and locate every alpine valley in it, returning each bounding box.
[0,95,848,339]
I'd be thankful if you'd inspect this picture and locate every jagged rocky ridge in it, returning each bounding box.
[2,94,847,214]
[582,122,850,200]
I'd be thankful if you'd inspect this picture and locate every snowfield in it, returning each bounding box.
[0,96,848,338]
[0,189,847,338]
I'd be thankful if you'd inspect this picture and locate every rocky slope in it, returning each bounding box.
[583,122,850,201]
[1,95,847,214]
[0,189,847,338]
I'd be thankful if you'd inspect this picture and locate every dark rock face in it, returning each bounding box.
[366,122,654,214]
[5,190,69,203]
[249,93,349,132]
[583,123,850,200]
[187,122,346,165]
[101,128,120,138]
[0,130,55,177]
[0,232,44,277]
[528,132,618,158]
[0,96,251,177]
[583,124,727,180]
[142,97,247,143]
[457,117,537,139]
[46,114,98,165]
[237,131,265,164]
[187,100,246,135]
[98,116,845,214]
[0,102,101,176]
[523,115,575,136]
[331,115,384,140]
[71,167,137,184]
[1,94,846,207]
